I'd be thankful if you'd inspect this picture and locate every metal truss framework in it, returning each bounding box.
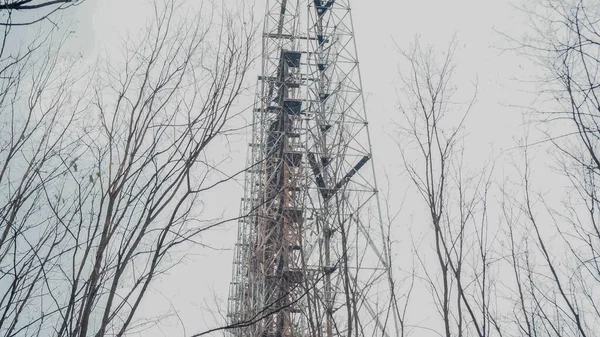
[228,1,394,336]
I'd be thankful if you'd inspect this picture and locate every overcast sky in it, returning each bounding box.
[30,0,546,335]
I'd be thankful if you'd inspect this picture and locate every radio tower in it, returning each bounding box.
[228,1,394,336]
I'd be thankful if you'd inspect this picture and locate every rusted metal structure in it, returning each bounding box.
[228,1,393,336]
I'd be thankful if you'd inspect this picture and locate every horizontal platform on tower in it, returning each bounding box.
[283,99,302,115]
[282,50,302,67]
[263,33,323,41]
[265,269,305,284]
[257,75,321,83]
[254,99,306,115]
[257,76,301,88]
[284,151,302,167]
[283,207,304,222]
[314,0,335,16]
[283,269,304,283]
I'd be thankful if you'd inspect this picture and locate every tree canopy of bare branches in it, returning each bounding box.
[394,37,502,337]
[391,2,600,337]
[498,1,600,336]
[0,0,80,26]
[0,1,255,336]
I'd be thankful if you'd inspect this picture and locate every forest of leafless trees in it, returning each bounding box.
[0,0,254,336]
[2,0,600,336]
[390,0,600,336]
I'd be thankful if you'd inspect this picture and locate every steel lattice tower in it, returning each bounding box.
[228,1,394,336]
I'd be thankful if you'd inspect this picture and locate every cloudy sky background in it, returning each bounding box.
[12,0,555,335]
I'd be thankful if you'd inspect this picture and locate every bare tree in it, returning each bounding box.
[0,23,86,337]
[380,171,415,337]
[0,0,256,336]
[0,0,80,26]
[500,1,600,336]
[395,37,500,337]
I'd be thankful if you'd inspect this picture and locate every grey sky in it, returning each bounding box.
[10,0,549,335]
